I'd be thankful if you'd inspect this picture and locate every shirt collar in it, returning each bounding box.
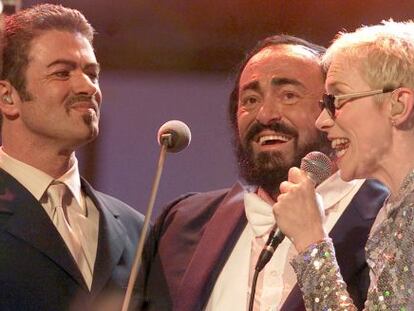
[316,171,365,210]
[243,172,364,236]
[55,158,83,208]
[0,147,82,206]
[244,192,274,237]
[244,171,365,213]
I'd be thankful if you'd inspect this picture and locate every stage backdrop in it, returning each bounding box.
[79,71,238,218]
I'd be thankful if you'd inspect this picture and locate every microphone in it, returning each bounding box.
[157,120,191,153]
[255,151,334,272]
[122,120,191,311]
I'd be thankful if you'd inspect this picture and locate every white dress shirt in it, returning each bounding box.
[205,172,365,310]
[0,147,99,289]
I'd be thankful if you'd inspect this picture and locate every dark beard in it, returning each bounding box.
[235,121,330,197]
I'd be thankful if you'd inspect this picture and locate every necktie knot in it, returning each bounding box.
[47,182,68,210]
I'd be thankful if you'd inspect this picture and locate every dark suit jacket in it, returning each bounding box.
[138,179,388,311]
[0,169,144,311]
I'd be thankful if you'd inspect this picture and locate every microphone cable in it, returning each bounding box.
[248,228,285,311]
[247,151,333,311]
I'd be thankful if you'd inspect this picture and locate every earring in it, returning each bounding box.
[2,95,12,104]
[391,119,396,126]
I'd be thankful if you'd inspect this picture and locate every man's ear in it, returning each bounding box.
[0,80,19,119]
[389,88,414,127]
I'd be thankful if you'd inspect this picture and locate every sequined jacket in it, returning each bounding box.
[292,171,414,311]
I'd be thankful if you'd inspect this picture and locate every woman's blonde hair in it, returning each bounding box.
[323,20,414,91]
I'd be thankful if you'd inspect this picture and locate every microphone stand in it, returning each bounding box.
[121,134,171,311]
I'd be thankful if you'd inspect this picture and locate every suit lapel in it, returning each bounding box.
[0,170,87,289]
[175,183,247,311]
[281,179,387,310]
[81,180,127,296]
[329,179,387,280]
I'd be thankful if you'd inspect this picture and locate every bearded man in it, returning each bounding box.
[137,35,387,311]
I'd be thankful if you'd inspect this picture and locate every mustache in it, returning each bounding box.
[65,94,98,107]
[243,120,298,144]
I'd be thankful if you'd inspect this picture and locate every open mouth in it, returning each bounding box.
[331,138,350,158]
[257,134,291,146]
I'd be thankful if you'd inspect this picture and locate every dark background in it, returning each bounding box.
[16,0,414,217]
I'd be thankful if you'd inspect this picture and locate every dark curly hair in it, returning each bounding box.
[228,34,326,131]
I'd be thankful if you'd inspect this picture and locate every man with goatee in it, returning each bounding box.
[0,4,144,310]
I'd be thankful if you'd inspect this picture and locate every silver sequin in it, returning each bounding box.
[291,170,414,310]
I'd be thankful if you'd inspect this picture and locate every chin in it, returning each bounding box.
[339,168,355,182]
[74,128,99,146]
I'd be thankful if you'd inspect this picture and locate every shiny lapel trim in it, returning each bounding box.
[81,179,127,296]
[1,170,87,289]
[175,182,247,311]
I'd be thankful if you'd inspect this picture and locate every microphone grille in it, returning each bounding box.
[300,151,334,186]
[157,120,191,153]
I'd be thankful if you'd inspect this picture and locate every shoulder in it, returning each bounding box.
[361,179,389,197]
[81,178,144,227]
[160,188,231,220]
[167,188,231,212]
[154,182,245,236]
[97,190,144,220]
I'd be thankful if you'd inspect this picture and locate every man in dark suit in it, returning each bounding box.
[138,36,388,310]
[0,4,143,310]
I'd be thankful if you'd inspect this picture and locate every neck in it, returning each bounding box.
[374,134,414,198]
[1,122,78,178]
[257,187,277,205]
[375,160,414,200]
[2,142,75,179]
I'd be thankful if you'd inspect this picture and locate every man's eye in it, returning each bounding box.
[240,96,260,108]
[54,71,70,78]
[283,92,297,99]
[87,72,99,82]
[280,91,299,104]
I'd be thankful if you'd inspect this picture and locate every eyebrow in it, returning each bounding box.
[47,59,101,72]
[271,77,305,89]
[239,77,307,96]
[325,82,346,95]
[240,80,261,94]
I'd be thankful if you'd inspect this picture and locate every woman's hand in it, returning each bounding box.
[273,167,327,252]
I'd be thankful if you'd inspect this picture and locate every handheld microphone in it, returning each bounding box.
[255,151,334,272]
[122,120,191,311]
[248,151,334,311]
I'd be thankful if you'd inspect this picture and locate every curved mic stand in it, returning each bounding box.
[121,134,171,311]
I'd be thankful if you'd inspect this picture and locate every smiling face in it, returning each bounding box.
[12,29,102,153]
[236,44,328,195]
[316,54,392,181]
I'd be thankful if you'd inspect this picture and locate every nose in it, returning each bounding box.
[315,108,334,132]
[255,96,282,125]
[72,71,100,97]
